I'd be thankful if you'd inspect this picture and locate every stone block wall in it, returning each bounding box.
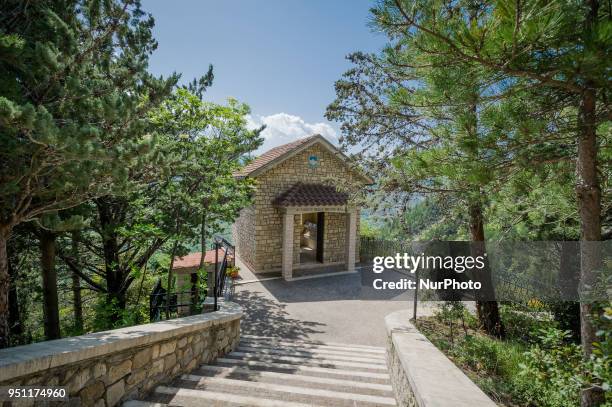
[323,212,346,263]
[241,142,361,272]
[385,310,496,407]
[232,205,256,272]
[0,302,242,407]
[387,333,418,407]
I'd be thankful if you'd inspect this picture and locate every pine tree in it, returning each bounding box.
[327,8,512,338]
[0,1,177,347]
[372,1,610,403]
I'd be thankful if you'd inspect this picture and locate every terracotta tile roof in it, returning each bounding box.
[172,249,230,270]
[234,135,318,178]
[273,183,349,207]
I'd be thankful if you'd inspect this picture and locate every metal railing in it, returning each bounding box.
[212,236,235,311]
[149,237,236,321]
[149,278,205,321]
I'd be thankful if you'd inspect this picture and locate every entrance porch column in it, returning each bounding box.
[345,208,357,272]
[282,210,295,280]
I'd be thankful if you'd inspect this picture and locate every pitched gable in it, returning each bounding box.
[235,134,373,184]
[234,136,317,178]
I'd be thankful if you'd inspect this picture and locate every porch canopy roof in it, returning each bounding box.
[273,182,348,207]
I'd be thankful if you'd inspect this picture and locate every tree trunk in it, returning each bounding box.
[577,45,603,407]
[135,262,149,320]
[8,250,23,343]
[40,230,60,340]
[199,213,207,270]
[0,225,12,348]
[469,201,504,338]
[578,1,604,403]
[166,239,179,319]
[558,241,580,299]
[193,212,207,309]
[71,231,83,333]
[96,197,126,325]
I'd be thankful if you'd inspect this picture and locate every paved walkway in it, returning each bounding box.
[231,260,438,347]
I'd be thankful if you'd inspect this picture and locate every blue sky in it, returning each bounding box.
[144,0,385,152]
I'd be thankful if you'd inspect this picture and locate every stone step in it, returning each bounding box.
[236,345,388,365]
[123,401,166,407]
[224,351,388,372]
[239,340,387,359]
[150,386,320,407]
[237,344,387,362]
[213,357,391,383]
[241,334,385,350]
[172,375,397,407]
[192,365,394,397]
[240,335,385,354]
[126,336,397,407]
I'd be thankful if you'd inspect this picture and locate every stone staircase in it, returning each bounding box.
[124,334,397,406]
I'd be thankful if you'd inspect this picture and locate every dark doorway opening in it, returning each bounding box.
[316,212,324,262]
[299,212,325,264]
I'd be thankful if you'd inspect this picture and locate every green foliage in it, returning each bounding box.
[0,1,178,227]
[328,3,610,401]
[0,0,178,345]
[401,200,444,237]
[359,218,384,238]
[419,309,588,406]
[486,164,580,241]
[375,198,463,240]
[91,297,147,331]
[500,304,558,343]
[148,88,262,292]
[54,88,263,330]
[2,2,263,340]
[518,328,583,407]
[547,302,581,342]
[585,303,612,403]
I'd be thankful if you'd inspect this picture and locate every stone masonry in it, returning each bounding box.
[0,302,242,407]
[232,140,363,273]
[385,310,496,406]
[232,204,256,272]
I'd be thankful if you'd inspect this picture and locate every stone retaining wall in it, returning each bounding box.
[385,310,496,407]
[0,302,242,407]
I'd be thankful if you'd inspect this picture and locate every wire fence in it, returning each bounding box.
[358,237,571,308]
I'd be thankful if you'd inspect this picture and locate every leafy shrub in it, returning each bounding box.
[516,328,582,407]
[453,334,519,376]
[500,304,557,343]
[584,302,611,405]
[359,219,383,238]
[420,308,593,407]
[548,301,581,342]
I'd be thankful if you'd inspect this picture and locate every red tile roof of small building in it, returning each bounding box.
[173,249,229,270]
[273,182,349,207]
[234,135,317,178]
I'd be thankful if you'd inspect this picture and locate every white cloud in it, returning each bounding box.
[246,113,337,153]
